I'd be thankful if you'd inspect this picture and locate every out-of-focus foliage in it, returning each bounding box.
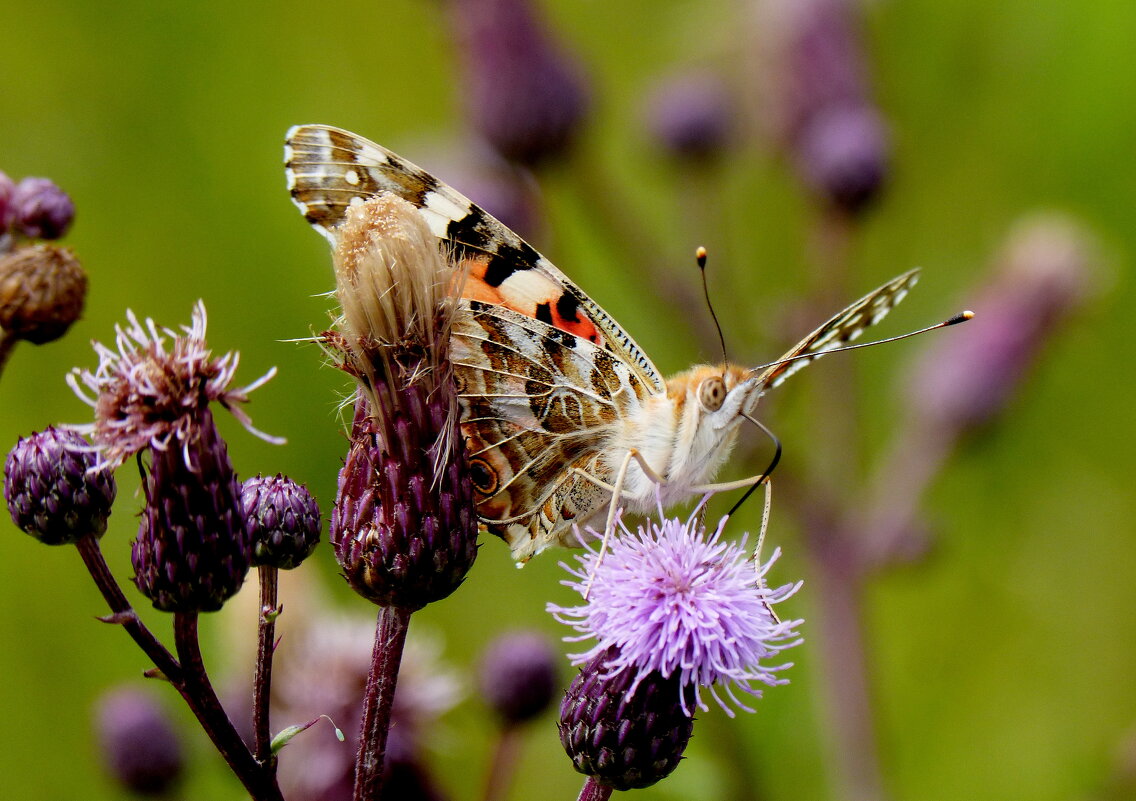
[1,1,1133,800]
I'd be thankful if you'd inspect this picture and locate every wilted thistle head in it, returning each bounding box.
[68,303,278,612]
[4,426,116,545]
[327,195,478,609]
[0,243,87,345]
[448,0,590,167]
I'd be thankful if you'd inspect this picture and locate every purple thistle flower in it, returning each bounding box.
[67,301,279,470]
[479,630,558,725]
[12,176,75,240]
[95,686,185,796]
[449,0,590,167]
[550,504,802,717]
[242,474,321,569]
[4,426,116,545]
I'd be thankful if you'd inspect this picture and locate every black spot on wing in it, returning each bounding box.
[556,292,581,323]
[535,302,553,325]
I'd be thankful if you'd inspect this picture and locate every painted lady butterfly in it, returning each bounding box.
[285,125,918,561]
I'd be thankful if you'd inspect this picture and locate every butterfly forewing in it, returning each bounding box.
[755,269,920,392]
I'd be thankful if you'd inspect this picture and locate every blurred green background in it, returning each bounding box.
[1,1,1134,800]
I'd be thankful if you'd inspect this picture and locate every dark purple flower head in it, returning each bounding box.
[12,177,74,240]
[0,243,87,344]
[646,72,734,161]
[559,645,694,791]
[242,474,321,569]
[449,0,590,167]
[95,686,184,796]
[550,504,802,717]
[67,302,279,470]
[5,426,116,545]
[479,630,558,725]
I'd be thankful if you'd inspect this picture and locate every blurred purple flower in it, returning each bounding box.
[795,103,888,214]
[907,214,1096,434]
[12,176,74,239]
[95,687,184,796]
[645,71,734,161]
[479,630,558,725]
[449,0,589,167]
[550,504,802,717]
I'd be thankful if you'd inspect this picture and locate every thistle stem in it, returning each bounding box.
[576,777,614,801]
[73,535,179,678]
[0,329,16,380]
[481,724,523,801]
[253,565,280,764]
[353,604,413,801]
[173,612,284,801]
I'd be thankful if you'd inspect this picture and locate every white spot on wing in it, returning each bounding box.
[423,190,472,223]
[344,169,360,186]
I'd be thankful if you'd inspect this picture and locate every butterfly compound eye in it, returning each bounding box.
[697,376,727,412]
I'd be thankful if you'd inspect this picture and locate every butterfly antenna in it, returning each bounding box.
[752,311,974,374]
[697,246,730,366]
[727,413,782,518]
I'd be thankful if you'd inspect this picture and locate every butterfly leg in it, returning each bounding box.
[749,477,781,624]
[582,448,638,600]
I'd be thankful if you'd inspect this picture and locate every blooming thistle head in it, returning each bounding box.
[326,195,478,609]
[550,508,801,788]
[68,303,278,612]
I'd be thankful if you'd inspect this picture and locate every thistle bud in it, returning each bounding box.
[132,408,251,612]
[479,630,558,725]
[327,195,478,610]
[0,243,87,344]
[95,687,184,796]
[449,0,589,167]
[4,426,116,545]
[12,177,74,240]
[242,474,321,569]
[558,646,694,791]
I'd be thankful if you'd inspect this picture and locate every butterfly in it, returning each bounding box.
[285,124,918,561]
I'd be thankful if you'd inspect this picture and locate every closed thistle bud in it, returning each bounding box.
[0,243,87,344]
[95,687,185,796]
[449,0,589,167]
[12,177,75,240]
[327,195,478,610]
[132,407,251,612]
[4,426,116,545]
[242,474,321,569]
[558,646,694,791]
